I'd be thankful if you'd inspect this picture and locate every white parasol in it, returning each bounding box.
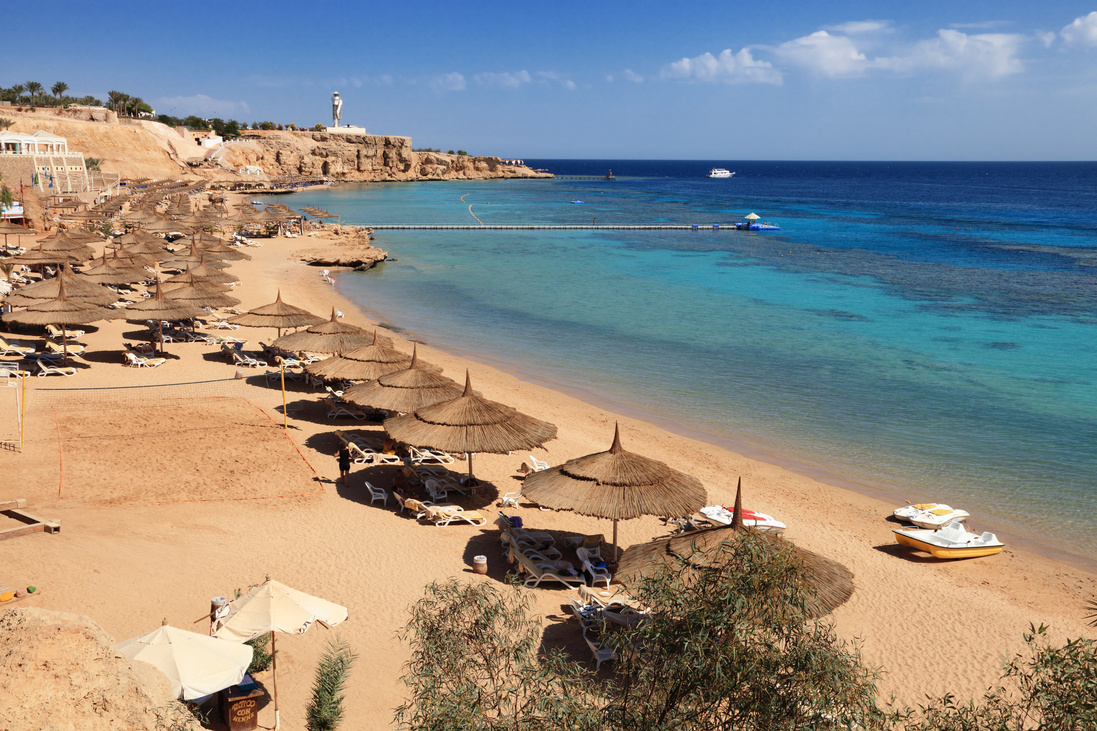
[117,621,254,701]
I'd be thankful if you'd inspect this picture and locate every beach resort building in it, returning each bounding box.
[0,130,89,194]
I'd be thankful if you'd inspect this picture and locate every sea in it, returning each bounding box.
[283,160,1097,568]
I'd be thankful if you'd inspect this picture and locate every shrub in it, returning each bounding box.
[245,633,275,674]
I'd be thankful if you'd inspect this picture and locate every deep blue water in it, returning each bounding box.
[283,160,1097,565]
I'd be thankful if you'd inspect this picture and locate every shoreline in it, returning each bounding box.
[3,211,1096,726]
[335,272,1097,575]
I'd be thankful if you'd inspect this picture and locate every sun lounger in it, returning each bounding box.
[567,597,603,636]
[499,531,563,561]
[347,442,401,465]
[35,359,76,377]
[578,547,612,587]
[528,455,550,471]
[231,351,267,368]
[210,319,240,330]
[0,337,35,357]
[124,352,167,368]
[424,505,488,527]
[407,445,455,465]
[45,340,85,357]
[512,550,585,589]
[326,402,369,420]
[584,634,618,670]
[45,324,85,340]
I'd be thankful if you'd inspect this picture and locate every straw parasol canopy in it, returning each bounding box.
[304,330,413,381]
[615,524,855,618]
[227,290,325,336]
[78,252,149,285]
[7,243,85,266]
[5,264,116,306]
[162,266,235,290]
[198,242,251,261]
[342,345,464,413]
[270,308,378,355]
[0,220,36,248]
[124,281,207,353]
[140,218,194,235]
[384,371,557,482]
[521,424,707,559]
[165,282,241,310]
[2,271,120,361]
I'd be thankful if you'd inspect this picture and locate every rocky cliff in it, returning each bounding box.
[2,108,548,184]
[218,130,549,182]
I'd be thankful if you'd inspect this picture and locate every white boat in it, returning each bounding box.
[893,503,970,529]
[700,505,786,532]
[893,520,1004,559]
[708,168,734,178]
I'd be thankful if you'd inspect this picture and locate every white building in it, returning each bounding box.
[0,130,88,194]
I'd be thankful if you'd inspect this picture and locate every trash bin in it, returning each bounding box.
[222,675,264,731]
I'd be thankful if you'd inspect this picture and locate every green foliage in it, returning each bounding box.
[903,624,1097,731]
[222,120,241,138]
[25,81,43,100]
[447,150,455,154]
[313,123,324,131]
[76,95,103,107]
[51,81,68,100]
[245,632,275,674]
[84,157,101,172]
[0,185,12,209]
[97,220,113,237]
[182,115,208,130]
[0,118,13,130]
[396,579,600,731]
[457,150,469,156]
[287,123,297,131]
[158,114,183,127]
[413,148,440,153]
[306,638,358,731]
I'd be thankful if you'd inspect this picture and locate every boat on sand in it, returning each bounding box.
[893,502,970,529]
[893,520,1004,559]
[699,505,786,532]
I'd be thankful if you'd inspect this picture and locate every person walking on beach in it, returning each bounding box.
[337,445,351,487]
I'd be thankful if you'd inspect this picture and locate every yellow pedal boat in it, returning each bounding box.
[893,520,1004,559]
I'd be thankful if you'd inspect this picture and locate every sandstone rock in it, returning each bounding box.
[0,607,195,731]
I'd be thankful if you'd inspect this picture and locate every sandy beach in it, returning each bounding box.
[3,207,1096,730]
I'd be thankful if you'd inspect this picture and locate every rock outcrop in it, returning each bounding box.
[0,607,193,731]
[295,225,389,270]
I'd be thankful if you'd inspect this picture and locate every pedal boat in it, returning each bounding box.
[893,503,970,529]
[700,505,786,532]
[893,519,1004,559]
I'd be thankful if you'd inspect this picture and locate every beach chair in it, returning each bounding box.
[513,551,585,589]
[124,352,166,368]
[584,634,618,671]
[364,481,388,507]
[231,351,267,368]
[36,359,76,377]
[424,505,488,527]
[45,340,85,357]
[0,336,35,357]
[326,401,368,420]
[210,319,240,330]
[348,442,401,465]
[407,445,456,465]
[528,455,550,471]
[567,597,603,636]
[45,324,85,340]
[578,547,612,588]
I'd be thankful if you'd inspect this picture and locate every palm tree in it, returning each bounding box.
[51,81,68,103]
[11,84,25,103]
[106,90,127,116]
[25,81,43,103]
[128,96,144,118]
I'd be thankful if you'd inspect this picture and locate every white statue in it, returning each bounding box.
[332,92,342,128]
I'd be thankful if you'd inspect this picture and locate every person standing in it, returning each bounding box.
[337,445,351,487]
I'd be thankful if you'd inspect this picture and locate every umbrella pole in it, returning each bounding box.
[280,361,287,431]
[270,630,280,730]
[62,329,68,366]
[158,320,165,355]
[467,453,474,483]
[611,519,618,566]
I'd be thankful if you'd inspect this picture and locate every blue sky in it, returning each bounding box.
[7,1,1097,159]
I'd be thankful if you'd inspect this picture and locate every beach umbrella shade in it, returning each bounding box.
[744,212,761,221]
[521,424,707,560]
[303,330,414,382]
[140,218,195,235]
[270,308,378,355]
[615,523,855,618]
[212,574,349,730]
[227,290,325,337]
[9,244,86,267]
[197,242,251,261]
[5,264,116,306]
[0,221,36,249]
[342,345,464,413]
[77,252,149,285]
[124,281,208,353]
[165,281,241,310]
[117,621,254,701]
[384,371,557,483]
[2,271,120,362]
[162,265,236,290]
[108,230,166,249]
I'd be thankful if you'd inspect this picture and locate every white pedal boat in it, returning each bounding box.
[893,503,970,529]
[893,519,1004,559]
[700,505,786,532]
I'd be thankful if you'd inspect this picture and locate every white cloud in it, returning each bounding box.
[824,20,892,34]
[1036,30,1057,48]
[430,72,466,92]
[775,31,871,76]
[474,70,532,89]
[661,48,783,85]
[949,20,1010,30]
[1061,11,1097,45]
[891,29,1025,78]
[623,69,644,83]
[534,71,577,90]
[154,94,249,117]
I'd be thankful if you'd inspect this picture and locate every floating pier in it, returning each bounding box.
[367,224,747,231]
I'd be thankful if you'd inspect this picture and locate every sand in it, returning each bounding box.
[2,207,1095,730]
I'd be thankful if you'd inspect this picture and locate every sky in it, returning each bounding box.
[6,1,1097,160]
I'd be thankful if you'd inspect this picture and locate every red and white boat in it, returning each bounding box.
[700,505,786,532]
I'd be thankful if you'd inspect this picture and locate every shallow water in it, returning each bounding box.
[284,161,1097,565]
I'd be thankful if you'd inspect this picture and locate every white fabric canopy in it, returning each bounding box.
[117,624,254,701]
[212,577,349,643]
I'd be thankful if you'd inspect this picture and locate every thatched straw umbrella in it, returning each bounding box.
[165,282,241,310]
[521,424,707,560]
[304,331,411,382]
[270,309,377,355]
[0,221,36,249]
[8,243,85,267]
[342,345,464,413]
[384,371,557,484]
[615,524,855,618]
[123,281,207,353]
[5,264,116,306]
[2,271,120,362]
[198,242,251,261]
[227,291,325,337]
[78,252,148,285]
[141,218,194,236]
[162,265,236,289]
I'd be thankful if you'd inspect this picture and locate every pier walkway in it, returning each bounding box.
[366,223,741,231]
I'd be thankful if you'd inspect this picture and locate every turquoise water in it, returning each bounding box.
[281,162,1097,565]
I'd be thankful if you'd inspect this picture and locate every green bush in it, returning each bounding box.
[245,633,275,674]
[306,639,358,731]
